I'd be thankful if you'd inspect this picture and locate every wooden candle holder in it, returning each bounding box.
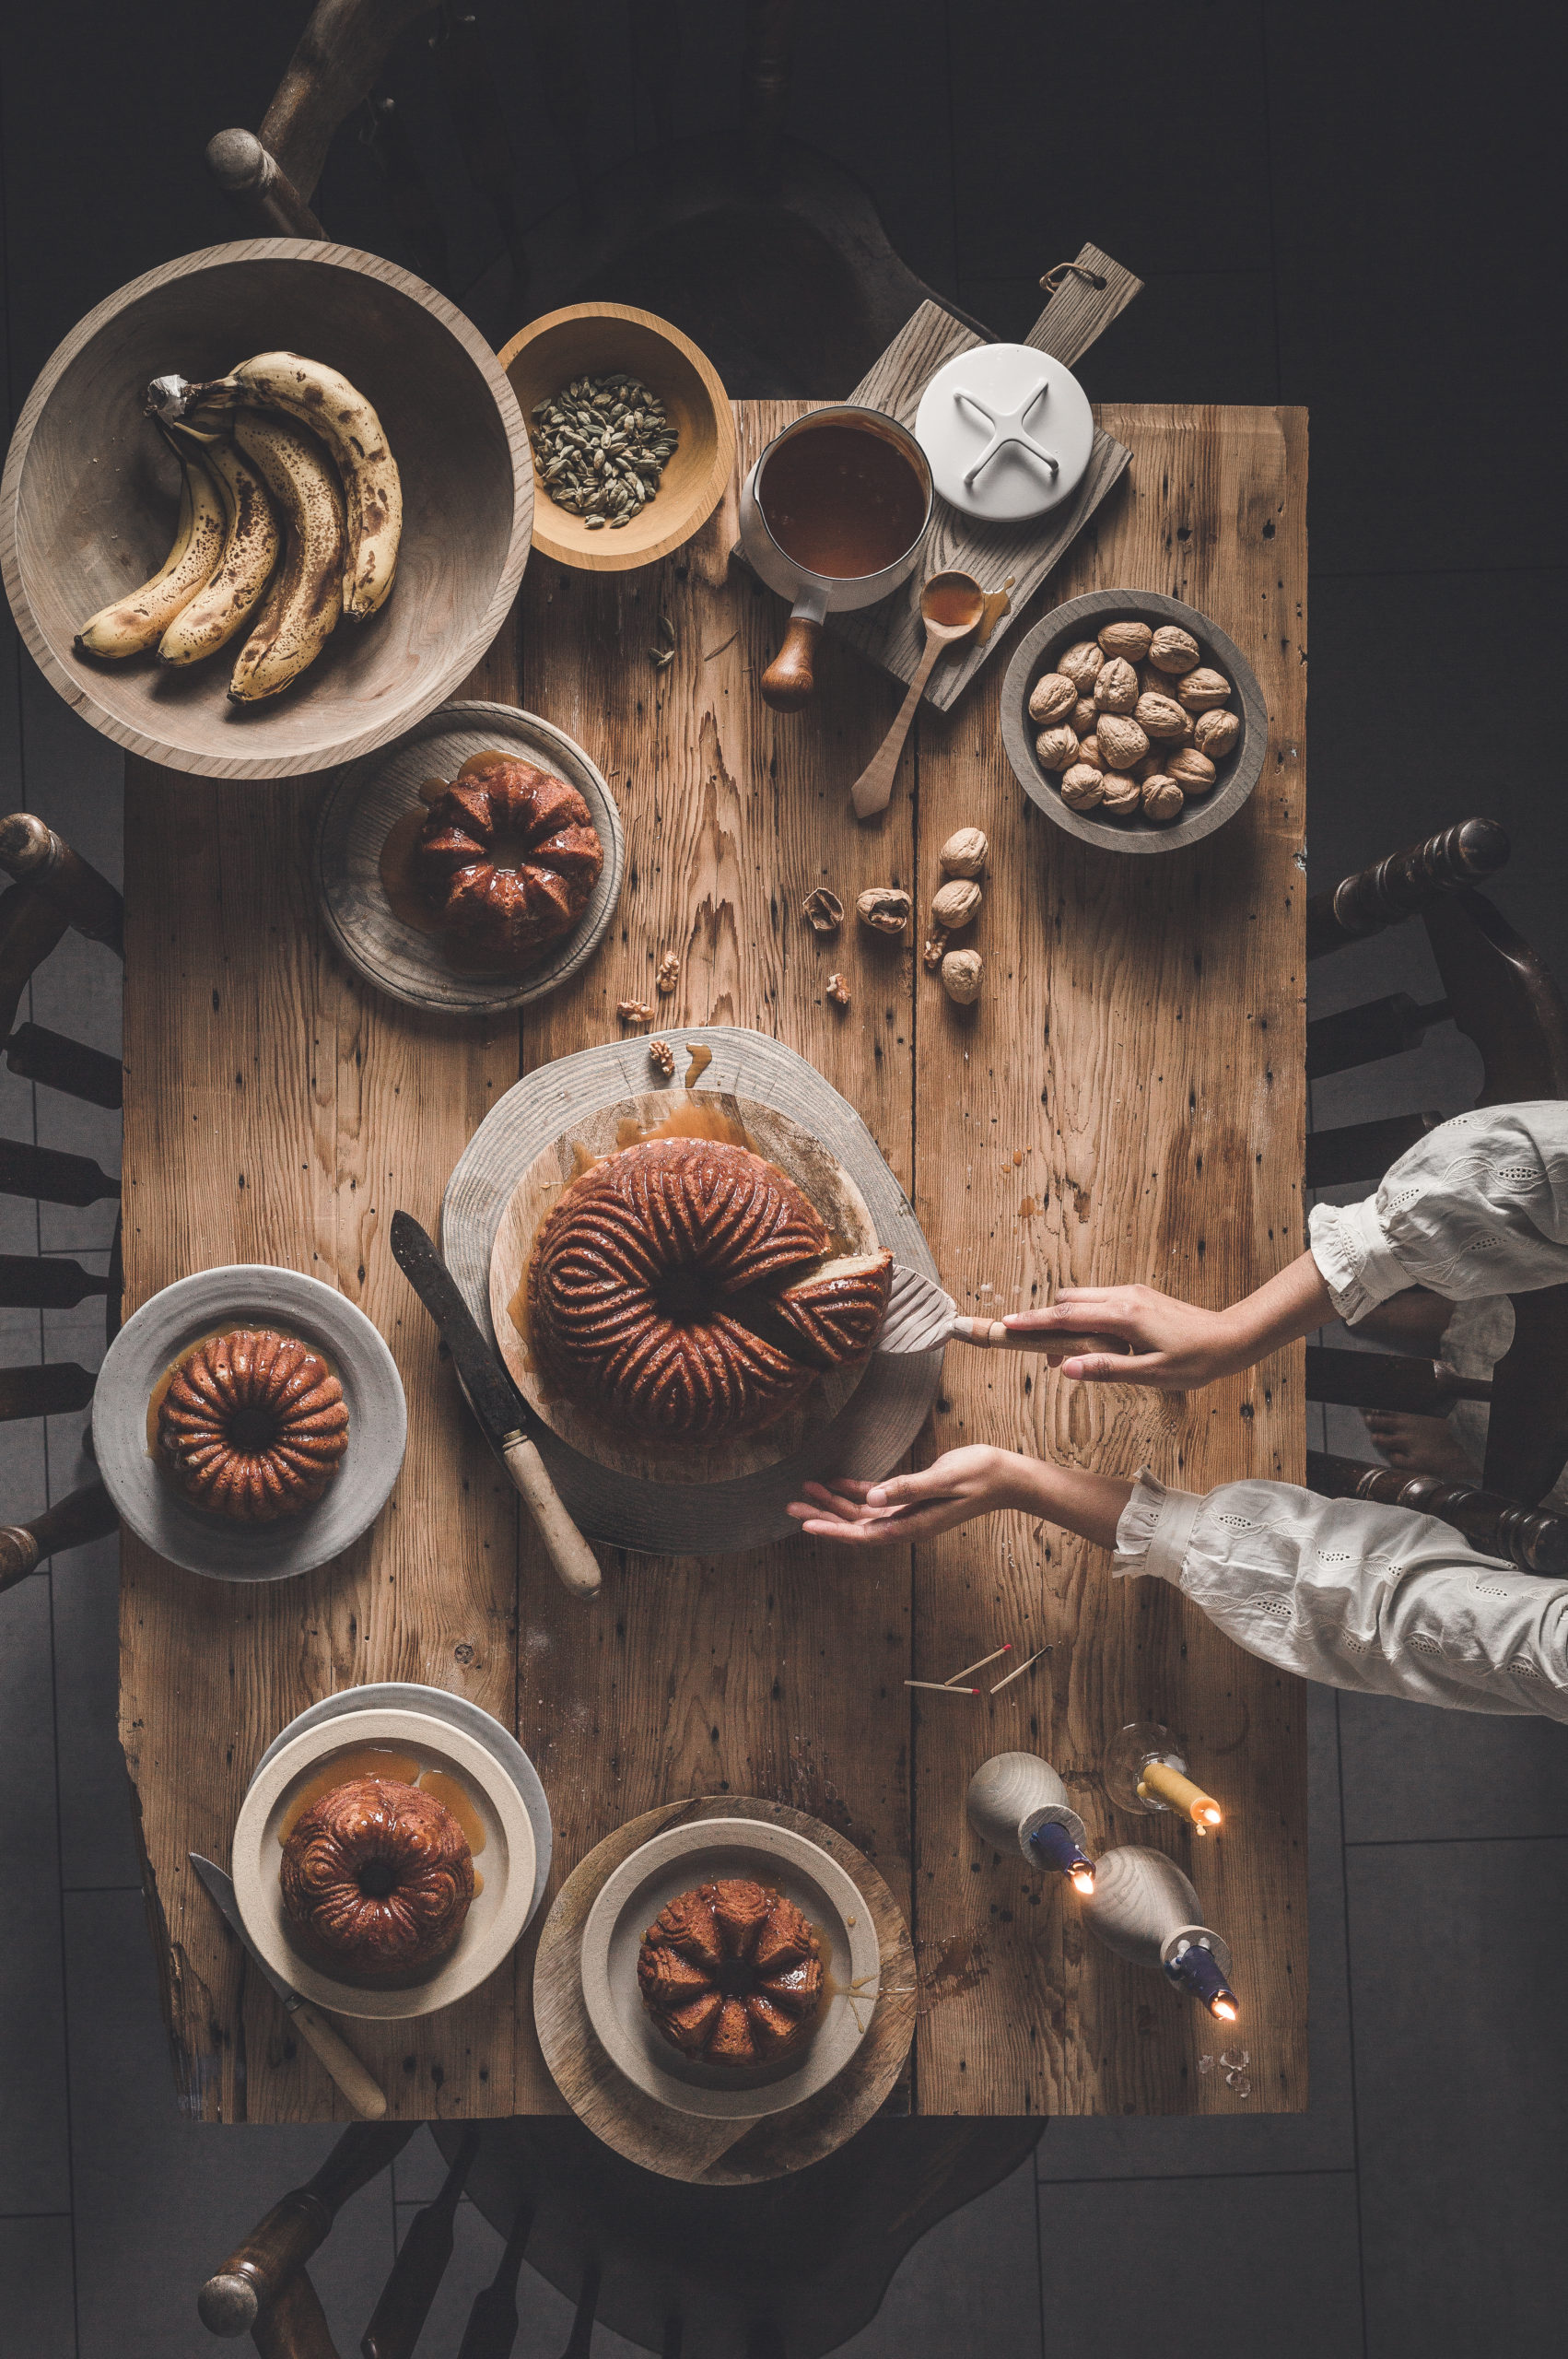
[1080,1846,1237,2016]
[965,1751,1094,1881]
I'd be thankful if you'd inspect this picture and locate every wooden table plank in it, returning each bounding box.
[907,405,1309,2116]
[118,400,1307,2125]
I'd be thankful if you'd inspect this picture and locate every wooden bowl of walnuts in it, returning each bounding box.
[1000,590,1267,855]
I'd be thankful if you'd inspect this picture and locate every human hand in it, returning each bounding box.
[786,1445,1031,1545]
[1003,1286,1241,1389]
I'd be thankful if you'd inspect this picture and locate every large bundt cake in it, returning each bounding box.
[637,1878,825,2066]
[156,1328,349,1520]
[526,1137,892,1443]
[280,1776,474,1978]
[415,750,603,969]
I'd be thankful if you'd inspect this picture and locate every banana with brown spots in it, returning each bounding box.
[227,413,345,703]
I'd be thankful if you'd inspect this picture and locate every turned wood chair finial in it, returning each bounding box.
[1305,816,1510,958]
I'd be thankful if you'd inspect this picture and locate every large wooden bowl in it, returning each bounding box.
[498,302,733,572]
[0,241,532,780]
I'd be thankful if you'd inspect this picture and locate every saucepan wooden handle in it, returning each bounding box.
[499,1433,603,1596]
[951,1320,1130,1360]
[761,614,822,710]
[288,2003,387,2119]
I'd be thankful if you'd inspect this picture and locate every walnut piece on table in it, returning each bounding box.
[825,972,851,1008]
[616,999,656,1024]
[649,1038,676,1075]
[656,951,680,995]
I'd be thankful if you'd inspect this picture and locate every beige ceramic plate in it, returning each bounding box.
[230,1707,535,2021]
[488,1093,881,1486]
[578,1816,881,2120]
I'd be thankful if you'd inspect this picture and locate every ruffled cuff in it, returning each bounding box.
[1308,1196,1414,1325]
[1111,1469,1204,1587]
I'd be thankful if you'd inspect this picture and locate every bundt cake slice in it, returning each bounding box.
[744,1250,894,1370]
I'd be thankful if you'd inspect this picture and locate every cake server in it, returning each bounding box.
[188,1853,387,2119]
[878,1263,1128,1358]
[389,1210,602,1599]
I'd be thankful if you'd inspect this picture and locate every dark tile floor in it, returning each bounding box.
[1,3,1562,2352]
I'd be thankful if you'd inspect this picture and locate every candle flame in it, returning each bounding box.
[1211,1996,1238,2022]
[1071,1867,1095,1895]
[1199,1803,1223,1826]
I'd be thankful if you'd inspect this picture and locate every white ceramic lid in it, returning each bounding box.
[915,343,1094,522]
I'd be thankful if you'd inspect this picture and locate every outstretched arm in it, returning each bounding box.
[788,1445,1132,1549]
[1001,1250,1334,1390]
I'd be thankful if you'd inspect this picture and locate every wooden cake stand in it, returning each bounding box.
[533,1796,916,2184]
[439,1028,943,1555]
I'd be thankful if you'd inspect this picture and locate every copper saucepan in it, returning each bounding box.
[737,405,934,711]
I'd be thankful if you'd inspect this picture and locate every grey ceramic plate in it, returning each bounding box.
[578,1816,880,2120]
[91,1265,406,1582]
[1000,588,1268,854]
[252,1680,552,1930]
[312,699,626,1015]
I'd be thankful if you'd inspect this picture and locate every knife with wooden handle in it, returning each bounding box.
[189,1853,387,2119]
[390,1209,603,1599]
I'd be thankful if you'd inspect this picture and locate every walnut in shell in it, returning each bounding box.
[1101,773,1141,816]
[1035,725,1080,773]
[857,886,912,937]
[801,886,844,932]
[1060,763,1105,811]
[1166,748,1217,791]
[1096,714,1150,771]
[1071,697,1098,737]
[1098,619,1153,662]
[648,1038,676,1074]
[1134,691,1188,742]
[941,948,982,1004]
[1027,671,1077,725]
[1148,625,1200,675]
[825,972,851,1007]
[940,827,989,876]
[1176,666,1232,713]
[1094,657,1139,714]
[931,877,982,932]
[1077,734,1102,769]
[1142,775,1186,823]
[1194,709,1241,760]
[1058,640,1103,692]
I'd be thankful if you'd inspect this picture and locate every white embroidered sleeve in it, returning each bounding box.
[1306,1101,1568,1325]
[1112,1469,1568,1718]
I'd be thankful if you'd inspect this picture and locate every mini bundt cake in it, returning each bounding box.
[637,1878,824,2066]
[280,1776,474,1978]
[156,1328,349,1520]
[527,1136,839,1442]
[415,750,603,969]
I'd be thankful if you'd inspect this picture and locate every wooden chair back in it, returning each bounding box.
[0,813,125,1596]
[1305,818,1568,1505]
[198,2113,1044,2355]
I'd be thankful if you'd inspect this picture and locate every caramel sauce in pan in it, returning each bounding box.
[145,1326,337,1460]
[275,1751,488,1875]
[759,421,926,580]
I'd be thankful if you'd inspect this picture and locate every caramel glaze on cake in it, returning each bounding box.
[526,1136,893,1443]
[637,1878,825,2066]
[415,750,603,970]
[156,1328,349,1521]
[280,1776,474,1979]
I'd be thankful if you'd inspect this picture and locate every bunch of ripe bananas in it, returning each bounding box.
[76,351,403,703]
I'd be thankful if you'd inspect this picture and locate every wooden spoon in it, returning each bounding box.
[850,570,985,821]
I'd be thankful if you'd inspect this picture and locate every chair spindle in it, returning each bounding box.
[1305,992,1450,1081]
[455,2199,534,2359]
[1305,1451,1568,1576]
[6,1020,123,1108]
[1305,816,1510,958]
[200,2123,416,2337]
[0,1482,118,1593]
[0,1363,97,1422]
[0,1252,109,1309]
[1305,1110,1441,1191]
[0,1137,119,1206]
[359,2126,478,2359]
[1304,1344,1491,1416]
[252,2267,341,2359]
[0,813,124,955]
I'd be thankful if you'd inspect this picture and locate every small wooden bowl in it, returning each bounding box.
[1000,589,1268,856]
[498,303,733,572]
[0,240,532,780]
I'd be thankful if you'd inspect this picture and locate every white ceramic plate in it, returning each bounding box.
[91,1265,406,1582]
[231,1706,536,2021]
[312,699,626,1015]
[579,1816,880,2119]
[252,1681,552,1933]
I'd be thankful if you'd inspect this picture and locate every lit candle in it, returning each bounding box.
[1163,1935,1240,2020]
[1137,1757,1224,1833]
[1080,1847,1239,2021]
[1025,1819,1096,1893]
[966,1752,1095,1891]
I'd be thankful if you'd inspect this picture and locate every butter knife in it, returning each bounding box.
[877,1263,1127,1359]
[389,1209,602,1599]
[188,1852,387,2119]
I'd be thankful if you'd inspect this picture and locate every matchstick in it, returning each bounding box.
[943,1644,1012,1686]
[989,1647,1047,1694]
[906,1679,980,1695]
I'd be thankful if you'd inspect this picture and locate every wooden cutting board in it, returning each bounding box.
[825,242,1141,709]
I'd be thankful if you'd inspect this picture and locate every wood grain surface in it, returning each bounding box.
[119,397,1307,2125]
[532,1797,916,2183]
[825,243,1142,710]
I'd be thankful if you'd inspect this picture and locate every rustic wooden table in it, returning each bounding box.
[121,398,1307,2125]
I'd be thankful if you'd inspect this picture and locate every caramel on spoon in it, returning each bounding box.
[850,570,985,820]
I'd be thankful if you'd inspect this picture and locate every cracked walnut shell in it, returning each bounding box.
[801,886,844,932]
[1027,671,1077,724]
[857,886,912,937]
